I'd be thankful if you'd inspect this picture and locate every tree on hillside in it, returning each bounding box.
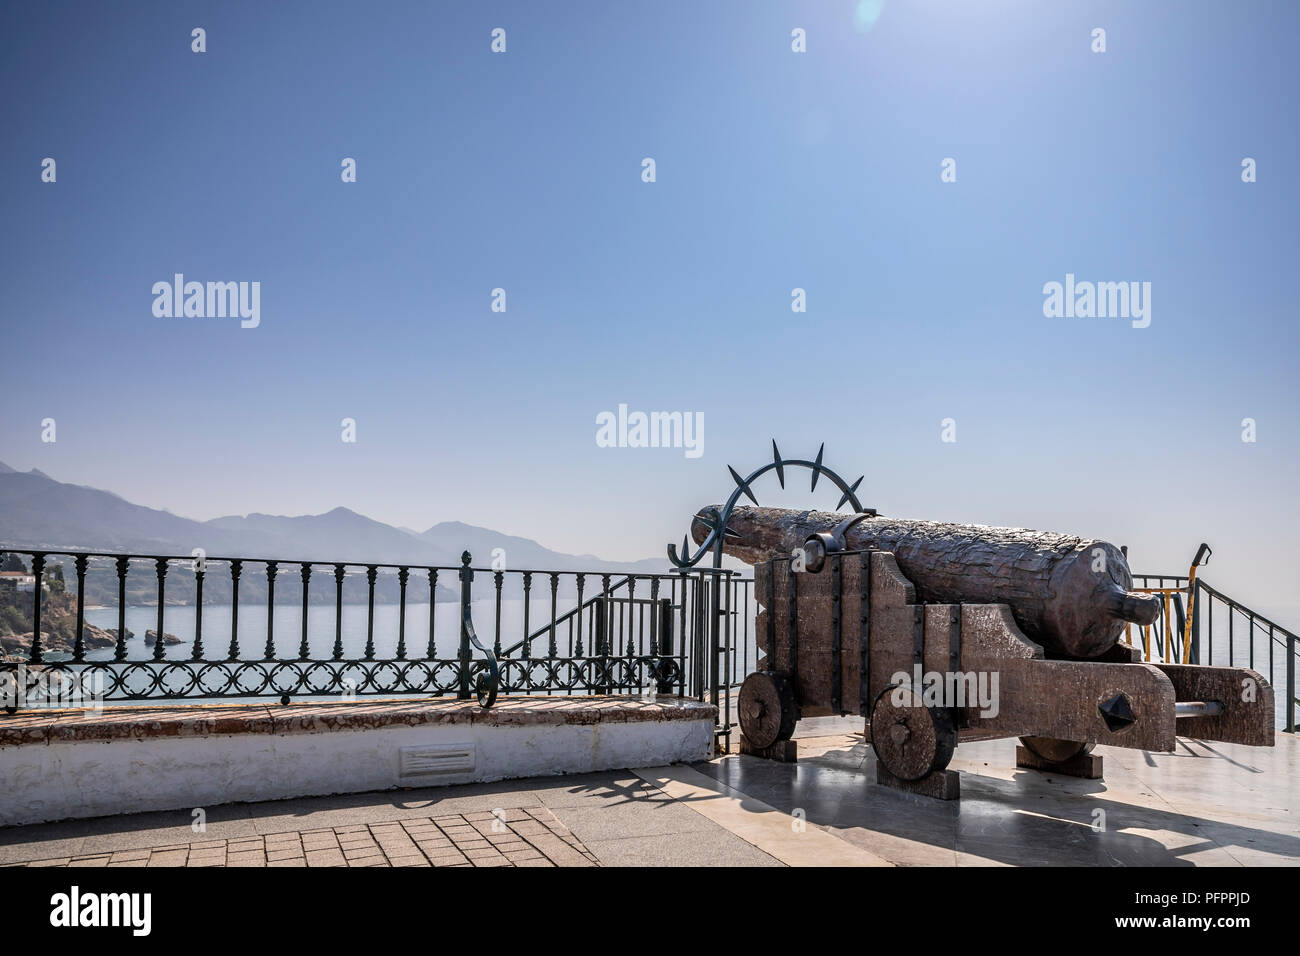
[0,553,27,573]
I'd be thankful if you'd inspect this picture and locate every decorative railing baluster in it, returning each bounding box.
[626,578,637,666]
[426,569,437,659]
[585,602,595,690]
[153,558,168,661]
[574,574,585,657]
[721,569,733,731]
[692,571,705,698]
[332,565,345,661]
[29,553,45,663]
[492,570,503,658]
[548,573,559,659]
[299,563,312,661]
[115,556,128,661]
[600,573,612,689]
[396,567,409,660]
[264,561,277,661]
[657,595,674,695]
[364,566,377,660]
[681,567,691,697]
[73,554,88,662]
[521,572,532,660]
[649,576,660,656]
[594,594,609,693]
[192,564,205,661]
[618,602,626,670]
[646,576,658,694]
[457,552,473,700]
[636,603,645,693]
[228,559,242,661]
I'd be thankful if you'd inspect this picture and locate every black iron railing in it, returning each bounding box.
[0,547,750,737]
[1120,573,1296,733]
[17,541,1288,736]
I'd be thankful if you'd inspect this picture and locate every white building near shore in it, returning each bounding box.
[0,571,36,592]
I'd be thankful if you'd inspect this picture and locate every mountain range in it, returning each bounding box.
[0,462,667,575]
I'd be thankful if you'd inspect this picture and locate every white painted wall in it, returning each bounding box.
[0,718,715,827]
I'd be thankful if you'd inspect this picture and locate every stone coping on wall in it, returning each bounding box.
[0,695,718,747]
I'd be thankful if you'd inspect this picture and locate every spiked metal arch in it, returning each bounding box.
[667,441,871,569]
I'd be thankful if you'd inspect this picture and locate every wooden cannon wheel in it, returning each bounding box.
[738,671,797,749]
[870,685,958,781]
[1018,736,1095,764]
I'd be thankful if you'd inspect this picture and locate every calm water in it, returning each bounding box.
[79,596,761,677]
[85,598,604,662]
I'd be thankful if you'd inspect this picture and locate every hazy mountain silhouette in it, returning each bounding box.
[0,463,666,573]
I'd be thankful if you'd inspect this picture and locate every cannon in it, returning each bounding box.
[700,506,1163,659]
[695,505,1276,798]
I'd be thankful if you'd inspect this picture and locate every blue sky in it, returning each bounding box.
[1,1,1296,618]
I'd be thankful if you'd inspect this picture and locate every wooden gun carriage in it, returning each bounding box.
[715,507,1276,799]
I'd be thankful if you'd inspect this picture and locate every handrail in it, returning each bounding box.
[499,575,636,658]
[462,601,499,708]
[1196,580,1297,648]
[501,568,749,658]
[0,545,705,582]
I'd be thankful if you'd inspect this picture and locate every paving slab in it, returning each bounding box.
[634,764,891,866]
[547,796,728,842]
[582,830,782,867]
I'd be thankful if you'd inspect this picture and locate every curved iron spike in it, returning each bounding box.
[729,465,759,506]
[668,533,701,567]
[836,475,865,511]
[668,441,865,569]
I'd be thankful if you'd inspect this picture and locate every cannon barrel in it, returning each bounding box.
[694,505,1162,659]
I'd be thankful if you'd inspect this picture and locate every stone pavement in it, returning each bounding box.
[3,717,1296,867]
[0,769,780,868]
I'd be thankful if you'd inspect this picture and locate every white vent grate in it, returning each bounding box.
[398,743,475,779]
